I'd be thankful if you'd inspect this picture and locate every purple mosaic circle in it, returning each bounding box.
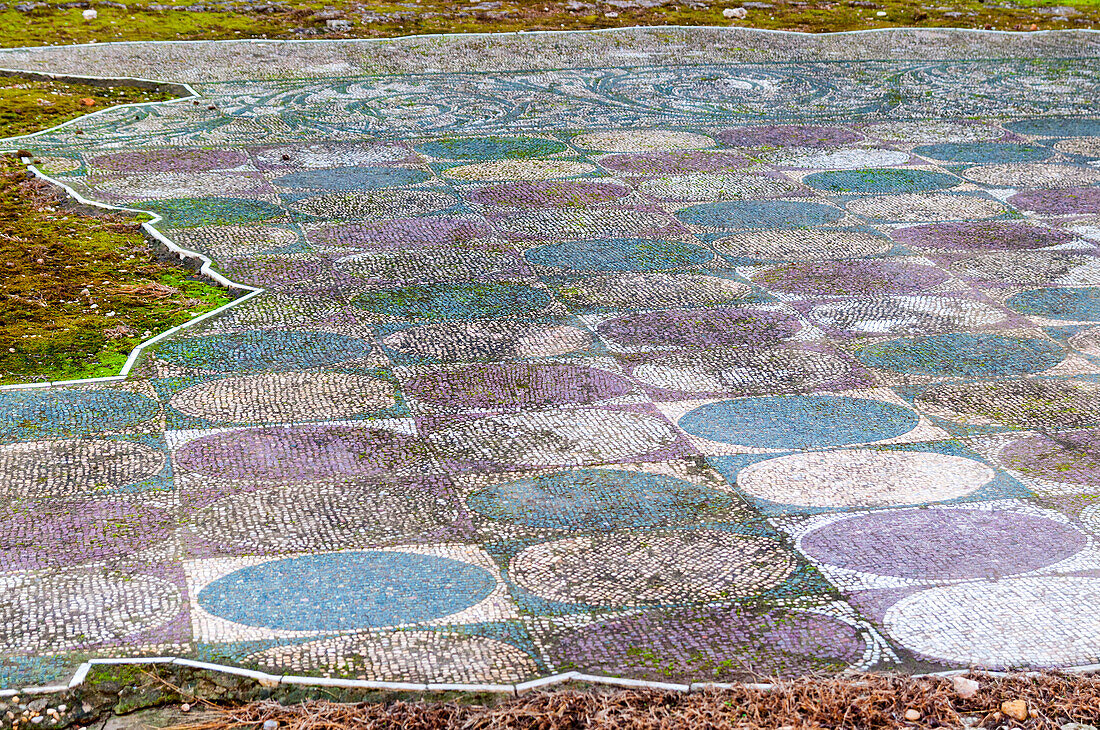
[405,363,633,411]
[598,307,800,349]
[1001,429,1100,486]
[1008,187,1100,215]
[802,508,1087,580]
[598,151,752,175]
[717,125,861,148]
[754,259,948,296]
[0,500,174,570]
[312,218,493,249]
[890,221,1073,251]
[89,148,248,172]
[549,606,864,681]
[465,181,629,207]
[174,425,431,480]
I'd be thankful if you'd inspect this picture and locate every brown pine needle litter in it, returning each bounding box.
[167,672,1100,730]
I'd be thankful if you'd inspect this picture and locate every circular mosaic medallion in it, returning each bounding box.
[637,173,803,201]
[166,225,299,259]
[738,450,993,509]
[426,409,679,467]
[598,150,750,175]
[863,121,1002,143]
[0,570,180,653]
[493,207,680,240]
[765,148,910,169]
[963,163,1100,189]
[946,251,1100,285]
[92,173,269,201]
[89,148,247,172]
[547,606,865,681]
[677,395,917,449]
[198,552,496,630]
[884,577,1100,668]
[146,197,285,228]
[273,166,429,190]
[847,193,1007,222]
[713,229,891,261]
[717,125,860,148]
[890,221,1072,251]
[856,333,1065,377]
[1007,287,1100,321]
[382,320,593,362]
[806,296,1007,335]
[467,180,629,207]
[913,142,1051,164]
[354,282,553,321]
[632,347,851,396]
[676,200,844,229]
[468,468,736,529]
[444,160,595,181]
[525,238,712,272]
[511,530,794,605]
[173,425,431,481]
[415,136,567,160]
[803,169,960,194]
[754,260,947,296]
[1053,137,1100,157]
[597,307,800,350]
[1000,429,1100,486]
[1008,187,1100,215]
[803,508,1086,580]
[170,371,397,423]
[155,330,373,372]
[0,389,159,439]
[1006,118,1100,138]
[1070,327,1100,356]
[0,439,164,500]
[404,363,633,412]
[556,272,750,310]
[253,142,413,169]
[572,130,715,152]
[916,378,1100,429]
[251,631,538,683]
[289,190,458,219]
[337,249,520,283]
[311,217,491,249]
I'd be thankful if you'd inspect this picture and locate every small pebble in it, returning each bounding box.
[904,709,921,721]
[263,720,279,730]
[82,7,96,19]
[723,6,746,17]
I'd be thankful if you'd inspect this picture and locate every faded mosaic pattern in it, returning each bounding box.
[1,28,1100,687]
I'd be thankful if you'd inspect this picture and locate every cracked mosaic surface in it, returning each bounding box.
[2,27,1100,685]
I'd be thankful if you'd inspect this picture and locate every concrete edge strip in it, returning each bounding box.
[0,123,264,391]
[0,657,1097,699]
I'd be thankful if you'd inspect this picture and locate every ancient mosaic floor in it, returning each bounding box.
[2,28,1100,688]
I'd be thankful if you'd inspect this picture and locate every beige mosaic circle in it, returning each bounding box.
[383,320,593,361]
[511,530,795,605]
[1054,137,1100,158]
[1070,326,1100,356]
[572,130,715,152]
[426,409,678,467]
[738,449,994,508]
[251,631,538,683]
[1081,504,1100,534]
[289,190,457,219]
[712,230,891,261]
[36,156,81,173]
[807,295,1009,334]
[0,569,181,653]
[167,225,298,260]
[848,193,1007,221]
[884,577,1100,668]
[444,160,596,181]
[91,173,264,199]
[170,371,397,423]
[337,249,518,282]
[766,148,910,169]
[0,439,165,499]
[864,121,1002,143]
[962,163,1100,189]
[637,173,801,201]
[632,347,850,394]
[558,272,750,310]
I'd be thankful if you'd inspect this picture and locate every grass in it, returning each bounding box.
[0,75,174,139]
[0,0,1096,49]
[0,154,232,385]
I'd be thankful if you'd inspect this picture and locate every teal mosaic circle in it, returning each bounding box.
[1006,287,1100,322]
[913,143,1051,164]
[856,333,1065,377]
[144,198,284,228]
[154,330,373,372]
[415,136,567,160]
[524,238,713,272]
[675,201,844,229]
[0,390,159,440]
[803,168,961,194]
[353,282,554,320]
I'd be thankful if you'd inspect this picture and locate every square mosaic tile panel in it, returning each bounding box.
[2,27,1100,687]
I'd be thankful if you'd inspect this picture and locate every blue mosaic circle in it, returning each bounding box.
[1005,118,1100,138]
[0,390,160,440]
[468,468,734,529]
[415,136,567,160]
[678,395,918,449]
[1006,287,1100,322]
[856,333,1066,377]
[913,143,1051,164]
[272,166,429,190]
[197,551,496,631]
[803,168,960,194]
[154,330,373,372]
[354,282,553,320]
[675,201,844,229]
[524,238,713,272]
[145,198,285,228]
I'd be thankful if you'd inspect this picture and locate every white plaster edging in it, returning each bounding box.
[0,154,263,392]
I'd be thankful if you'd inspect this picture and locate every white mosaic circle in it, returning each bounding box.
[170,371,397,423]
[426,409,678,466]
[91,173,265,200]
[166,225,299,260]
[255,143,411,168]
[251,631,538,683]
[337,249,518,282]
[1070,326,1100,357]
[885,577,1100,668]
[0,570,181,653]
[949,251,1100,285]
[572,130,716,152]
[712,229,891,261]
[383,320,593,361]
[0,439,165,499]
[1053,138,1100,158]
[962,163,1100,189]
[289,190,457,219]
[807,295,1009,334]
[637,173,801,201]
[1082,504,1100,534]
[863,121,1003,143]
[444,160,596,181]
[738,449,994,508]
[559,272,750,310]
[632,348,850,394]
[511,530,795,605]
[848,193,1007,221]
[765,148,910,169]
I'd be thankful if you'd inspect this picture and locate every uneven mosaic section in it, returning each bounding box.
[2,35,1100,687]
